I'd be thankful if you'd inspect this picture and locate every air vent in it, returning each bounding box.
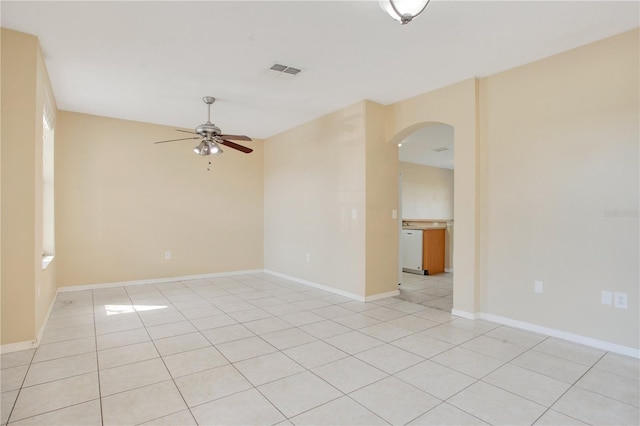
[270,64,287,72]
[266,63,303,79]
[283,67,301,75]
[432,147,449,152]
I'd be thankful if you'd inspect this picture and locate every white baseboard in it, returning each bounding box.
[450,309,639,359]
[365,290,400,302]
[1,291,59,354]
[0,339,38,354]
[445,268,453,273]
[479,312,639,359]
[36,290,59,345]
[451,309,478,320]
[58,269,264,292]
[264,269,365,302]
[264,270,400,302]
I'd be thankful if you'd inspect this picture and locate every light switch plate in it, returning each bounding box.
[601,290,612,305]
[534,280,543,293]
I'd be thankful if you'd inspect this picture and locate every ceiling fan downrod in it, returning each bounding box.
[203,96,215,123]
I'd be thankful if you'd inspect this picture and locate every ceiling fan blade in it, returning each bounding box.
[153,137,200,144]
[175,129,198,135]
[219,134,252,141]
[220,139,253,153]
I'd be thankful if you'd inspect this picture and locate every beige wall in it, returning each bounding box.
[55,112,264,286]
[390,78,480,314]
[1,29,58,345]
[264,102,367,297]
[364,101,398,296]
[478,29,639,348]
[400,162,454,220]
[2,25,637,352]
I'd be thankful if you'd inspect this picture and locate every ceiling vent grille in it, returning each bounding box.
[266,63,303,79]
[283,67,301,75]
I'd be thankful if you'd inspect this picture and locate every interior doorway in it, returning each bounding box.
[395,123,455,311]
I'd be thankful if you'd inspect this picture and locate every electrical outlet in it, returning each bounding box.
[164,251,171,260]
[614,292,628,309]
[392,209,398,219]
[351,209,357,220]
[306,253,311,262]
[534,280,543,293]
[601,290,613,305]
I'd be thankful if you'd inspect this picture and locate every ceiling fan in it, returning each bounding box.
[153,96,253,155]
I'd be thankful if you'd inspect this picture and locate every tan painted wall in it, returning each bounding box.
[264,102,367,297]
[55,112,264,286]
[0,26,3,345]
[1,29,58,345]
[478,29,639,348]
[390,78,480,313]
[364,101,399,296]
[400,162,454,220]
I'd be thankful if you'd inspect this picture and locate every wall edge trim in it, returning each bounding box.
[365,290,400,302]
[35,289,59,345]
[263,269,365,302]
[451,309,479,320]
[57,269,264,292]
[0,339,38,355]
[479,312,639,359]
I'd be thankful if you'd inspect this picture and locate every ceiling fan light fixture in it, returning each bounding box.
[208,140,223,156]
[193,141,206,155]
[153,96,252,155]
[379,0,431,25]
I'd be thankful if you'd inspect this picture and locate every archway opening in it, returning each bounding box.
[391,122,456,312]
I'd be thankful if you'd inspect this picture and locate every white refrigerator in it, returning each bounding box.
[402,229,424,274]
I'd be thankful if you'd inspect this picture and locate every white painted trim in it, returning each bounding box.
[0,339,37,354]
[451,309,478,320]
[58,269,264,293]
[480,312,640,359]
[264,269,365,302]
[445,268,453,273]
[365,290,400,302]
[1,289,59,354]
[35,289,59,345]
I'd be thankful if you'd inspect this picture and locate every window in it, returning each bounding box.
[42,101,55,268]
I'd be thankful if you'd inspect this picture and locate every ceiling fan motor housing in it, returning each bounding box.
[195,122,222,137]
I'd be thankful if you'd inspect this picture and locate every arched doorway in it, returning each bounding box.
[393,122,455,311]
[387,112,478,319]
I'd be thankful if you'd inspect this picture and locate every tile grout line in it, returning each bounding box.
[91,289,105,426]
[529,350,610,425]
[16,272,636,425]
[5,293,98,424]
[126,286,199,426]
[171,279,298,423]
[3,342,37,425]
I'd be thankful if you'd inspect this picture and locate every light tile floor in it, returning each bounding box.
[396,272,454,312]
[1,272,638,425]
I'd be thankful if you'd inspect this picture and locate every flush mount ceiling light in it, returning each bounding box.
[379,0,432,25]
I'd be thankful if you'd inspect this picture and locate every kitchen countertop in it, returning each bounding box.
[402,226,447,230]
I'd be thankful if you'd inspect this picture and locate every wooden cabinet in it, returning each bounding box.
[423,228,445,275]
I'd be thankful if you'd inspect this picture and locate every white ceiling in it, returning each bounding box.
[2,1,638,139]
[399,123,454,169]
